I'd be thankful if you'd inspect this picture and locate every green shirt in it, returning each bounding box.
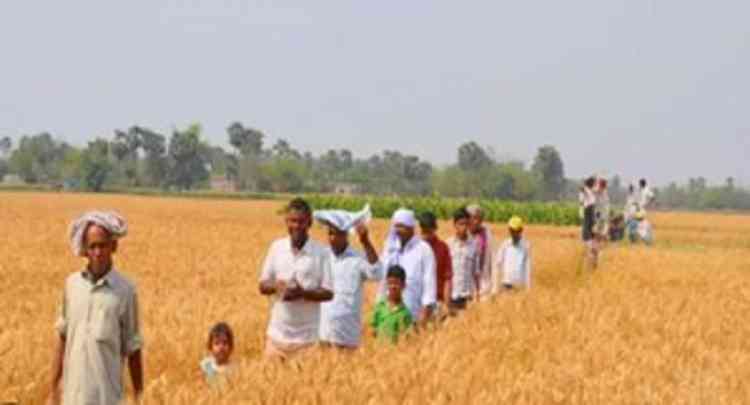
[370,300,413,343]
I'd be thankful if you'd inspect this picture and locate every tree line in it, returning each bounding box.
[0,124,746,210]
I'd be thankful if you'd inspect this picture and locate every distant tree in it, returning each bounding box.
[136,127,168,188]
[0,136,11,158]
[227,122,265,190]
[9,132,70,183]
[166,124,210,190]
[457,142,493,171]
[80,138,113,192]
[532,145,565,200]
[112,128,142,186]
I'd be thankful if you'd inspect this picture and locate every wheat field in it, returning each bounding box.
[1,192,749,404]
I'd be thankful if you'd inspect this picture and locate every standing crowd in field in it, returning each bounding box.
[47,176,654,404]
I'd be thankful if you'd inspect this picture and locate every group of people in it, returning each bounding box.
[579,177,656,268]
[48,199,533,404]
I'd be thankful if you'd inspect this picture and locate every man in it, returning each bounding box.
[314,205,382,349]
[638,178,655,210]
[495,216,532,292]
[466,204,494,299]
[418,211,452,316]
[51,211,143,405]
[259,198,334,359]
[379,208,437,325]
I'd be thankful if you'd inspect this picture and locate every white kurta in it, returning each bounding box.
[378,237,437,319]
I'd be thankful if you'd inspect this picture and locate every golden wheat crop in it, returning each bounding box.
[1,192,749,404]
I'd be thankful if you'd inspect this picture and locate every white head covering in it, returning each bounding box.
[69,210,128,256]
[384,208,417,253]
[466,204,483,217]
[313,204,372,233]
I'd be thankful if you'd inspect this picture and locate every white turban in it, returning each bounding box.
[384,208,417,253]
[69,210,128,256]
[313,204,372,233]
[466,204,483,217]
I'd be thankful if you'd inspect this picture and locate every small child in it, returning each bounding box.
[494,216,532,292]
[370,266,413,344]
[447,207,480,310]
[634,211,654,246]
[200,322,235,387]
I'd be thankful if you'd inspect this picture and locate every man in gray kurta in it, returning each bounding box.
[50,211,144,405]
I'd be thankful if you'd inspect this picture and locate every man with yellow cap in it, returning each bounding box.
[493,216,532,292]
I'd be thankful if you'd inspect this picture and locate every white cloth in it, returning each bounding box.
[624,191,639,221]
[68,211,128,256]
[259,237,333,345]
[313,204,371,233]
[447,236,481,299]
[637,220,654,243]
[378,236,437,320]
[319,247,383,347]
[494,239,532,290]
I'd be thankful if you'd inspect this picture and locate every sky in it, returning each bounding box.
[1,1,748,187]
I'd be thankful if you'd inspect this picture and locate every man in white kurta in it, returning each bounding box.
[378,209,437,323]
[467,204,494,299]
[314,205,382,349]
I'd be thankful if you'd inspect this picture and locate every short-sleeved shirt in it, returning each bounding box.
[379,237,437,320]
[370,300,413,343]
[447,236,481,299]
[423,237,453,302]
[259,237,333,345]
[55,269,143,405]
[319,246,383,347]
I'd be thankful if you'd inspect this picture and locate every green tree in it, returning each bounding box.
[166,124,209,190]
[9,132,70,183]
[457,141,493,171]
[111,128,142,186]
[135,127,168,188]
[227,122,265,190]
[531,145,565,200]
[80,138,113,191]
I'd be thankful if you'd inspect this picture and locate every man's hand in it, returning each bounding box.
[355,223,370,244]
[282,282,303,301]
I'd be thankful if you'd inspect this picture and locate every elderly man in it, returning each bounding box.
[259,198,334,359]
[50,211,144,405]
[314,205,382,349]
[378,208,437,325]
[466,204,494,299]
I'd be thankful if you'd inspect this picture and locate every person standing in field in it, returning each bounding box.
[494,216,532,292]
[259,198,334,360]
[370,266,414,344]
[638,178,656,211]
[314,205,383,350]
[49,211,144,405]
[446,207,481,310]
[418,211,453,318]
[378,208,437,326]
[466,204,493,299]
[581,177,599,269]
[624,183,641,243]
[594,178,611,244]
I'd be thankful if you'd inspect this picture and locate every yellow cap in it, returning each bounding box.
[635,210,646,220]
[508,216,524,231]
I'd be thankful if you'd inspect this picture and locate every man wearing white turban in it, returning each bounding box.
[377,208,437,324]
[50,211,143,405]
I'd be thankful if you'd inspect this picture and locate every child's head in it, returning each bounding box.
[418,212,438,241]
[386,265,406,303]
[639,178,648,188]
[207,322,234,365]
[453,207,470,239]
[584,177,596,189]
[597,178,608,191]
[508,216,524,244]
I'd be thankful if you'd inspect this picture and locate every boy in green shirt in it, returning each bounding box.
[370,265,413,343]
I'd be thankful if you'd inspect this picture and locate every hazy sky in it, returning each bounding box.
[1,1,748,186]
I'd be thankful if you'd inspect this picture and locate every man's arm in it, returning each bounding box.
[443,248,453,304]
[300,287,334,302]
[49,335,65,402]
[356,224,379,265]
[258,243,280,296]
[128,350,144,399]
[420,247,437,326]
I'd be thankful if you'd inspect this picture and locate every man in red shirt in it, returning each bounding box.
[418,212,453,317]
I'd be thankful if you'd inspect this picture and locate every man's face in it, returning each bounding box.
[510,228,523,243]
[454,218,469,239]
[395,224,414,245]
[420,224,437,241]
[210,334,233,365]
[84,225,116,276]
[285,210,311,243]
[386,276,405,302]
[469,214,483,234]
[327,226,349,253]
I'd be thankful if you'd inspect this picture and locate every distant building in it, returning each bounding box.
[210,175,237,192]
[1,174,24,186]
[332,182,361,195]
